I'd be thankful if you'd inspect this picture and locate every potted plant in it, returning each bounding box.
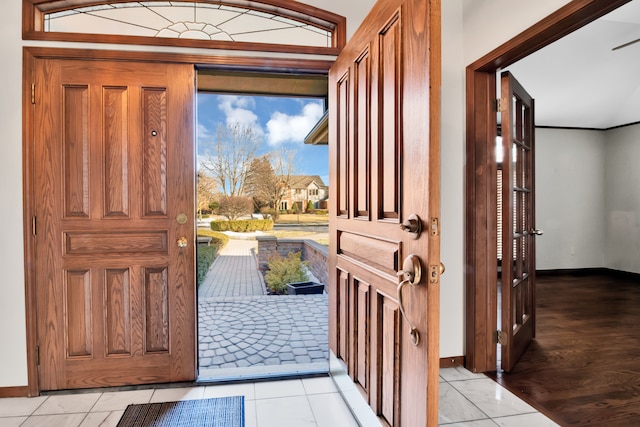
[264,252,323,295]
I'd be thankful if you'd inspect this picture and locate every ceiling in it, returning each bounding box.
[504,0,640,129]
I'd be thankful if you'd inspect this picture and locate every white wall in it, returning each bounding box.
[535,125,640,274]
[535,128,606,270]
[0,1,29,388]
[462,0,573,65]
[440,0,465,359]
[605,124,640,274]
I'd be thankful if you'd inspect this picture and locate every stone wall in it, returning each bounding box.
[256,236,328,286]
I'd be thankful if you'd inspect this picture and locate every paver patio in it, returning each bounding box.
[197,238,329,379]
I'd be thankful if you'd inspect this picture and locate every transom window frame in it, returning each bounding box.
[23,0,346,55]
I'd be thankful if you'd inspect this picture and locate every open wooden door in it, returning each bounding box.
[33,58,196,390]
[499,71,539,372]
[328,0,441,425]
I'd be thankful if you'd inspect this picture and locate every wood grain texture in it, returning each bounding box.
[328,0,441,425]
[489,271,640,427]
[32,59,195,390]
[499,72,536,372]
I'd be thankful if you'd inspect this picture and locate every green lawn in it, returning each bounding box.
[275,213,328,224]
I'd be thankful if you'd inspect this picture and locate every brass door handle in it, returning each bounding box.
[397,254,422,346]
[177,237,188,248]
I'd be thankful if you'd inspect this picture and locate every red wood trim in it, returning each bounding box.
[440,356,465,368]
[465,0,633,373]
[23,0,346,54]
[0,386,31,398]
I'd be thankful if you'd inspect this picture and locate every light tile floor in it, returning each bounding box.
[0,367,559,427]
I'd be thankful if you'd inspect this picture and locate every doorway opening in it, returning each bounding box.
[465,0,632,375]
[194,70,331,381]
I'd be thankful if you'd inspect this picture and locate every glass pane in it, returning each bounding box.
[45,1,332,47]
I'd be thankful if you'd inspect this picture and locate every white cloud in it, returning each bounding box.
[218,96,263,136]
[266,102,324,146]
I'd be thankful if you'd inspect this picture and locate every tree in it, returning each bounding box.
[217,195,253,221]
[199,121,261,196]
[245,155,275,214]
[196,172,217,219]
[270,147,298,219]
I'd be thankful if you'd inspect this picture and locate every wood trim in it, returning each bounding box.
[0,386,30,398]
[22,48,39,398]
[440,356,464,369]
[465,0,632,374]
[23,47,334,73]
[464,68,497,373]
[22,0,346,55]
[23,46,332,394]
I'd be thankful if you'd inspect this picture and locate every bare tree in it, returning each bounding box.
[196,172,218,219]
[200,121,261,197]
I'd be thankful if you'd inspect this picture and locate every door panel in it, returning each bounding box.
[34,59,195,390]
[500,71,536,372]
[328,0,441,425]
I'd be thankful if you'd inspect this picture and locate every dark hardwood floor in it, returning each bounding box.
[488,271,640,426]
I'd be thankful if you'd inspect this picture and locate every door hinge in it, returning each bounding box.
[35,345,40,366]
[496,330,506,345]
[495,98,507,112]
[31,83,35,105]
[32,216,37,236]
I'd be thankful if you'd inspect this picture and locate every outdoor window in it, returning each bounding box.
[309,188,319,196]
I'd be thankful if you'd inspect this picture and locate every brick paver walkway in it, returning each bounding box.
[197,238,328,378]
[198,239,265,298]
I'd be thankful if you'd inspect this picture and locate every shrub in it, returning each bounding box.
[197,229,230,248]
[210,219,274,232]
[196,246,216,287]
[264,252,309,295]
[217,195,253,220]
[195,230,229,288]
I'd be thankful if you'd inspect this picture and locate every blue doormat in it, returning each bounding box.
[117,396,244,427]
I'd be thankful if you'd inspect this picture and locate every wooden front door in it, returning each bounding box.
[328,0,441,425]
[499,71,537,372]
[33,59,196,390]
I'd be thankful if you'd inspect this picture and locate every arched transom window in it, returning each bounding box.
[24,0,346,55]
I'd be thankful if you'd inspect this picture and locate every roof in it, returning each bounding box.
[286,175,327,189]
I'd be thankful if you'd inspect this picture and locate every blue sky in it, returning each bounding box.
[197,93,329,185]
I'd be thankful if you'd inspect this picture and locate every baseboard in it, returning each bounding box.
[0,386,30,398]
[440,356,465,368]
[536,268,608,276]
[536,268,640,280]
